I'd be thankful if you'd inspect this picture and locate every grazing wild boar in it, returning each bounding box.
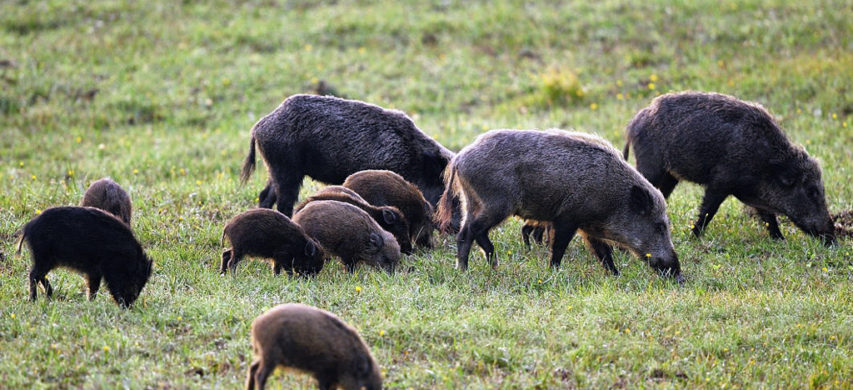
[343,170,435,249]
[295,186,413,255]
[624,91,836,244]
[81,177,132,225]
[293,200,400,273]
[16,206,153,307]
[437,129,682,281]
[246,303,382,390]
[240,94,454,217]
[221,209,324,276]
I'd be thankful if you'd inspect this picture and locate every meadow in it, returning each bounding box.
[1,0,852,388]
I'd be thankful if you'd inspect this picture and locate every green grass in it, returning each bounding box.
[1,0,852,388]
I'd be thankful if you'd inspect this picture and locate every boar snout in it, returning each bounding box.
[650,250,682,282]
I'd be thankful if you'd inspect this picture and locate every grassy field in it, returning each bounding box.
[1,0,852,388]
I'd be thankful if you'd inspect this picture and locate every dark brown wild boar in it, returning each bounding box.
[437,129,683,281]
[624,91,836,244]
[295,185,413,255]
[293,200,400,273]
[17,206,153,307]
[246,303,382,390]
[240,94,454,217]
[343,170,435,249]
[81,177,132,225]
[221,209,324,276]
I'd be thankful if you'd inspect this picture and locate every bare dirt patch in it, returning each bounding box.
[832,210,853,238]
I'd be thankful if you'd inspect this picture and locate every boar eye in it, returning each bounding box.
[655,222,667,233]
[807,186,820,200]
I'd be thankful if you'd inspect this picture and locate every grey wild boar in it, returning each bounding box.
[221,209,324,276]
[246,303,382,390]
[343,170,435,249]
[17,206,153,307]
[624,91,836,244]
[293,200,400,273]
[240,94,454,217]
[437,129,682,280]
[81,177,132,225]
[295,185,413,255]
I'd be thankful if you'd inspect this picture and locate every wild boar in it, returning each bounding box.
[81,177,132,225]
[293,200,400,273]
[221,209,324,276]
[295,185,413,255]
[624,91,836,244]
[240,94,454,217]
[246,303,382,390]
[437,129,682,280]
[343,170,435,249]
[17,206,153,307]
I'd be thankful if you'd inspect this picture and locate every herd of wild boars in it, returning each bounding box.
[12,90,844,388]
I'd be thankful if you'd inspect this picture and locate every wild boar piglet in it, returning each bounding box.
[343,170,435,249]
[221,208,324,276]
[17,206,152,307]
[81,177,132,225]
[246,303,382,390]
[293,200,400,273]
[295,185,412,255]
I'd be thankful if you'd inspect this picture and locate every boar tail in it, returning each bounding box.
[436,163,458,234]
[622,139,631,160]
[16,230,26,254]
[240,136,256,185]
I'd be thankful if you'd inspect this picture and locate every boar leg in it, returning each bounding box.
[28,263,52,300]
[581,234,618,275]
[474,231,496,269]
[467,210,506,269]
[257,180,277,209]
[655,173,679,199]
[549,220,579,268]
[271,170,303,217]
[253,360,273,390]
[637,164,679,199]
[755,209,785,240]
[521,224,534,248]
[245,360,259,390]
[692,189,728,237]
[456,223,474,271]
[87,271,102,300]
[227,251,244,274]
[220,249,233,275]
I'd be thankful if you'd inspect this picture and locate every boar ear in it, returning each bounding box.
[367,232,384,253]
[381,209,397,225]
[629,185,653,215]
[769,158,799,187]
[304,240,317,257]
[354,355,372,376]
